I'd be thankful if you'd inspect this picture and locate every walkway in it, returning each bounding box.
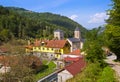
[105,55,120,82]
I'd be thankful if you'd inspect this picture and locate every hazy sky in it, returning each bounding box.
[0,0,112,29]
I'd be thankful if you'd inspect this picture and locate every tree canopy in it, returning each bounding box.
[105,0,120,60]
[83,27,105,63]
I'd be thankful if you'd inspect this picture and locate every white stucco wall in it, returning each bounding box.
[62,54,80,58]
[73,42,80,50]
[80,42,83,49]
[67,39,81,52]
[58,70,73,82]
[67,39,73,52]
[0,66,11,74]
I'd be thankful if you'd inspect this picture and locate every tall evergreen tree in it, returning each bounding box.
[105,0,120,60]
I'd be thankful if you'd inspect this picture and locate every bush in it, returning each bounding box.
[97,66,117,82]
[36,65,48,73]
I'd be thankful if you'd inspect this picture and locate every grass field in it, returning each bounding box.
[35,61,56,80]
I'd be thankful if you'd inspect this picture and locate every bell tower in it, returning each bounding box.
[54,29,64,40]
[74,27,81,39]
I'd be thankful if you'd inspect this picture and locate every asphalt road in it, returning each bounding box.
[105,55,120,82]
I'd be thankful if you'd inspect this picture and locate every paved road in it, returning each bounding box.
[105,55,120,82]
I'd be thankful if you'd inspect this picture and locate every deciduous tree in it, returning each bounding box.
[105,0,120,60]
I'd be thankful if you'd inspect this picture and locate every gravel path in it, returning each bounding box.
[105,55,120,82]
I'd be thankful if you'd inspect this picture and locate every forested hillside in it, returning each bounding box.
[0,6,87,42]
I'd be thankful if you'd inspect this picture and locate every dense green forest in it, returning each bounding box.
[105,0,120,60]
[0,6,87,42]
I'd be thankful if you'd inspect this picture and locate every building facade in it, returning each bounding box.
[32,40,70,59]
[54,29,64,40]
[67,27,83,52]
[74,27,81,39]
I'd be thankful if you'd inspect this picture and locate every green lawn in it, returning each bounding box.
[35,61,56,80]
[42,60,48,64]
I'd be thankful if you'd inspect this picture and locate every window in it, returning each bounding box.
[34,47,36,49]
[51,48,53,51]
[59,50,61,52]
[43,48,44,50]
[39,47,41,50]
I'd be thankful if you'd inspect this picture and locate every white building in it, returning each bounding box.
[67,27,84,52]
[58,70,73,82]
[74,27,81,39]
[0,66,11,74]
[58,58,86,82]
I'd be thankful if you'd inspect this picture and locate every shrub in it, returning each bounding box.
[97,66,117,82]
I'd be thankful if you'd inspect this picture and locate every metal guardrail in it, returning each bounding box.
[37,69,63,82]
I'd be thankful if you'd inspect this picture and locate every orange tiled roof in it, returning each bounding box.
[25,45,33,49]
[34,39,41,47]
[65,58,86,76]
[0,56,16,66]
[33,39,49,47]
[69,49,81,55]
[46,40,67,48]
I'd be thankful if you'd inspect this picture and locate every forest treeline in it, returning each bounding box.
[0,6,87,42]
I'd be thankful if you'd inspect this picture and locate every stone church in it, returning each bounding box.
[54,27,83,52]
[67,27,83,52]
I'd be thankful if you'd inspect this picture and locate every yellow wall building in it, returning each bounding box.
[25,45,33,53]
[32,40,70,59]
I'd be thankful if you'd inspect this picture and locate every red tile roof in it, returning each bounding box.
[69,49,81,55]
[65,57,86,76]
[46,40,67,48]
[34,39,41,47]
[0,56,16,66]
[33,39,67,48]
[25,45,33,49]
[33,39,49,47]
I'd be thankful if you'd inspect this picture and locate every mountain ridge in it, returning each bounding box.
[6,6,87,31]
[0,6,87,42]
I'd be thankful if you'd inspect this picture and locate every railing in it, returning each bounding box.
[37,69,63,82]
